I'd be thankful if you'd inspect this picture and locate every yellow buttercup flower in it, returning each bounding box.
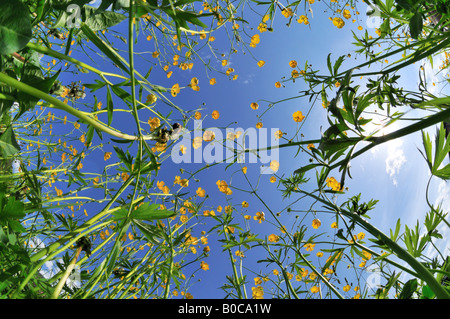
[200,261,209,271]
[104,152,112,161]
[211,110,220,119]
[196,187,206,197]
[312,218,321,229]
[332,17,345,29]
[252,286,264,299]
[257,22,267,32]
[269,160,279,172]
[190,77,200,91]
[289,60,297,68]
[343,9,351,19]
[254,211,265,223]
[326,177,342,191]
[250,34,260,47]
[281,7,293,18]
[293,110,305,122]
[297,15,309,25]
[203,130,215,142]
[171,83,180,97]
[55,187,63,197]
[216,180,232,195]
[257,60,265,67]
[250,102,259,110]
[192,136,203,149]
[146,94,157,104]
[148,117,160,131]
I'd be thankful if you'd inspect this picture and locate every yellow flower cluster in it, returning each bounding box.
[332,17,345,29]
[252,286,264,299]
[297,15,309,25]
[157,181,170,194]
[174,176,189,187]
[250,34,260,48]
[326,177,342,191]
[216,180,232,195]
[148,117,160,131]
[189,77,200,91]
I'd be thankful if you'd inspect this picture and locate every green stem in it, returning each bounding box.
[26,42,113,85]
[331,107,450,171]
[353,242,420,278]
[51,246,82,299]
[0,72,142,140]
[223,225,244,299]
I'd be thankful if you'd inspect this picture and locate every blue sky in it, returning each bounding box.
[23,0,450,298]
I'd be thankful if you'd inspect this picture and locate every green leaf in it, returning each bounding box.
[80,23,130,74]
[0,126,21,157]
[15,67,61,120]
[433,123,450,173]
[333,55,345,76]
[51,0,92,10]
[399,278,418,299]
[113,145,133,170]
[294,163,324,175]
[421,285,435,299]
[0,0,32,55]
[83,5,127,31]
[84,80,106,92]
[131,203,176,221]
[106,85,113,126]
[435,164,450,179]
[321,248,343,274]
[133,220,162,244]
[421,130,432,171]
[409,12,423,40]
[0,193,25,232]
[318,138,356,160]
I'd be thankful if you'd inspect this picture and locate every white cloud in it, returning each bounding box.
[385,139,407,186]
[434,180,450,213]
